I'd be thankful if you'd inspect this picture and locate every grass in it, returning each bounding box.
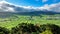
[41,30,53,34]
[0,14,60,29]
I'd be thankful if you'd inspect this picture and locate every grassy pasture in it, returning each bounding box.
[0,14,60,29]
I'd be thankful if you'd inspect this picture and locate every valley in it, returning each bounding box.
[0,13,60,29]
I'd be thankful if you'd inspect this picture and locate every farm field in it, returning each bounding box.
[0,0,60,34]
[0,14,60,29]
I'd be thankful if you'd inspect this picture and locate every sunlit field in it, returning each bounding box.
[0,0,60,34]
[0,14,60,29]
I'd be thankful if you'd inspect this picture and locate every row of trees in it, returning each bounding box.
[0,23,60,34]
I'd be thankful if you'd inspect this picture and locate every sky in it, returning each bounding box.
[2,0,60,7]
[0,0,60,12]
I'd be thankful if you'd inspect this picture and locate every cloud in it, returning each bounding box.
[0,1,35,12]
[0,1,16,12]
[38,2,60,12]
[0,0,60,13]
[6,7,15,12]
[42,0,48,3]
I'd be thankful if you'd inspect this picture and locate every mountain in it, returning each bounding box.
[16,11,60,16]
[0,1,60,17]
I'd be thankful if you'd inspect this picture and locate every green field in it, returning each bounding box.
[0,14,60,29]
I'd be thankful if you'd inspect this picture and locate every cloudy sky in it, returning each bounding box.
[0,0,60,12]
[7,0,48,7]
[5,0,60,7]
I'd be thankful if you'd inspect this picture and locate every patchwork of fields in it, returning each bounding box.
[0,14,60,29]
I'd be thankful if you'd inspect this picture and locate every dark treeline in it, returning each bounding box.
[0,27,10,34]
[0,23,60,34]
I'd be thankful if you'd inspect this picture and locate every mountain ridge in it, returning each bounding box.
[0,1,60,16]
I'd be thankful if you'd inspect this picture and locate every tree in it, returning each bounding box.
[0,27,10,34]
[11,23,41,34]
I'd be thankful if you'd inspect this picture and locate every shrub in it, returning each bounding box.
[11,23,41,34]
[41,30,53,34]
[11,23,60,34]
[40,24,60,34]
[0,27,10,34]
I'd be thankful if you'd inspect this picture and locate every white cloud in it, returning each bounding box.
[0,1,15,12]
[6,7,15,12]
[42,0,48,3]
[0,0,60,12]
[37,2,60,12]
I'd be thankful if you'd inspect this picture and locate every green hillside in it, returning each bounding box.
[0,14,60,29]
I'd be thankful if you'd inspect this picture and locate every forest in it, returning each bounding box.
[0,23,60,34]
